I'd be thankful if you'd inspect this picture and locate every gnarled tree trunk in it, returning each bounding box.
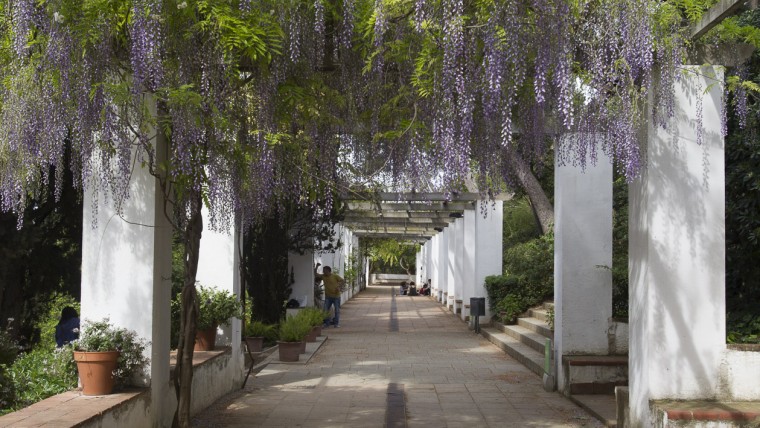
[173,191,203,428]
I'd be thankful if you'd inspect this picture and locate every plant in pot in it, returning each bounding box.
[277,315,311,362]
[244,321,276,353]
[191,285,242,351]
[297,308,328,342]
[71,319,148,396]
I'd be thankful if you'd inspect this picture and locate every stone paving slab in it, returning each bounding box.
[192,286,603,428]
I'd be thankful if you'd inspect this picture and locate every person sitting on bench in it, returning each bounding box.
[399,281,408,295]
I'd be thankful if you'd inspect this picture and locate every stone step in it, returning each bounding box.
[565,356,629,395]
[529,308,550,323]
[543,301,554,311]
[518,316,553,339]
[500,323,549,355]
[481,327,547,377]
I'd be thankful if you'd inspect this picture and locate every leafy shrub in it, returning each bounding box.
[0,320,19,367]
[611,176,629,319]
[5,348,77,411]
[74,319,148,386]
[195,286,242,330]
[296,307,329,327]
[489,233,554,324]
[0,366,17,416]
[245,321,276,338]
[484,275,519,311]
[503,197,541,248]
[278,315,311,342]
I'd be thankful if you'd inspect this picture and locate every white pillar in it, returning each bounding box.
[289,250,315,307]
[438,232,448,302]
[474,201,503,319]
[462,210,476,320]
[446,226,457,309]
[629,65,725,426]
[81,136,172,426]
[554,144,613,392]
[425,240,433,288]
[454,217,465,315]
[196,208,242,355]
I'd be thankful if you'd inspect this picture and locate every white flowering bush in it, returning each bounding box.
[74,319,148,386]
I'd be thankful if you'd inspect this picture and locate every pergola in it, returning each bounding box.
[338,192,512,243]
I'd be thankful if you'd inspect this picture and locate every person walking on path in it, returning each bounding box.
[315,263,346,327]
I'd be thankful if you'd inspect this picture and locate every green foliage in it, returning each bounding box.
[37,294,80,349]
[3,348,77,412]
[725,52,760,344]
[74,319,148,386]
[489,233,554,324]
[194,285,243,330]
[0,319,18,367]
[546,306,555,330]
[278,315,311,342]
[366,238,417,274]
[296,307,329,327]
[0,366,16,416]
[244,321,276,338]
[612,177,629,319]
[502,197,541,248]
[484,275,520,311]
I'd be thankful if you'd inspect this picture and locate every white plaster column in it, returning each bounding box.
[446,226,457,309]
[81,134,172,426]
[430,235,438,300]
[414,247,425,288]
[438,232,448,303]
[474,201,503,318]
[554,143,613,393]
[422,238,433,288]
[629,66,726,426]
[289,250,315,307]
[462,210,476,321]
[453,217,465,314]
[195,208,242,355]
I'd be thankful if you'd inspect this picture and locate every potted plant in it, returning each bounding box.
[297,308,328,342]
[191,285,242,351]
[71,319,148,396]
[244,321,276,353]
[277,315,311,362]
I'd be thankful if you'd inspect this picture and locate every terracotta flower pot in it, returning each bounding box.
[74,351,120,396]
[278,341,301,362]
[313,325,322,337]
[244,336,264,353]
[305,327,318,343]
[195,327,217,351]
[299,340,307,354]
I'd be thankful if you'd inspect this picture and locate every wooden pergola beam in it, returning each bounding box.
[342,219,452,228]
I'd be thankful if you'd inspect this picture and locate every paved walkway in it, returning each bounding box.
[193,286,603,428]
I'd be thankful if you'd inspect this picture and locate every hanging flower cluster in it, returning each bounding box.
[0,0,753,229]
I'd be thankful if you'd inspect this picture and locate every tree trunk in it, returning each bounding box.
[173,192,203,428]
[504,149,554,234]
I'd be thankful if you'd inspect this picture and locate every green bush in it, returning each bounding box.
[489,233,554,325]
[245,321,276,338]
[278,315,311,342]
[196,286,242,330]
[0,322,18,367]
[484,275,519,311]
[0,366,17,416]
[4,348,77,411]
[74,319,148,386]
[296,307,328,327]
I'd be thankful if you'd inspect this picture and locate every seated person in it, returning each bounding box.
[399,281,408,295]
[420,282,431,296]
[408,281,418,296]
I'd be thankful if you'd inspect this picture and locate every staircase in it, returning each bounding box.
[481,302,554,377]
[481,301,625,427]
